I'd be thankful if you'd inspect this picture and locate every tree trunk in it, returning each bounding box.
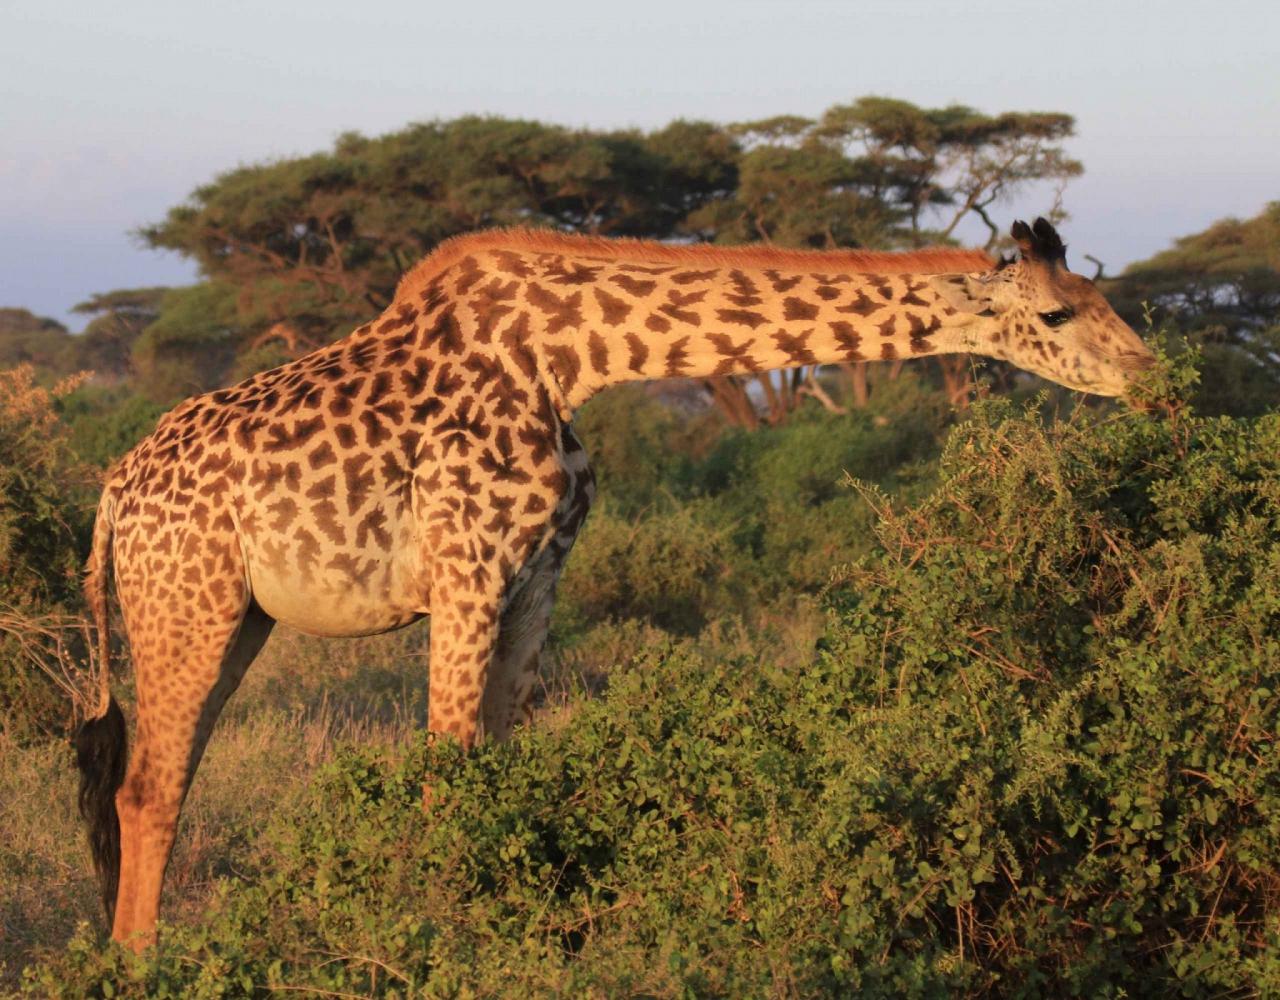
[841,362,869,408]
[703,376,760,429]
[938,355,974,409]
[758,372,784,424]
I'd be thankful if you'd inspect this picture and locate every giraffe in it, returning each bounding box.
[73,217,1154,949]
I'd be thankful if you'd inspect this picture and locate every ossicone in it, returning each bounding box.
[1010,217,1067,266]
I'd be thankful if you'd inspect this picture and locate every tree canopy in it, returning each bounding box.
[69,288,167,381]
[140,117,740,355]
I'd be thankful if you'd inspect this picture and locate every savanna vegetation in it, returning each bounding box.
[1,99,1278,996]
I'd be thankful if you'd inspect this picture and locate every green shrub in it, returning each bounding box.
[681,376,951,596]
[0,367,94,738]
[58,385,168,467]
[556,496,737,636]
[558,377,954,636]
[570,383,717,519]
[810,397,1280,994]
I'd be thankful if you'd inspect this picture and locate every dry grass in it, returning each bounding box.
[229,619,431,726]
[0,732,92,988]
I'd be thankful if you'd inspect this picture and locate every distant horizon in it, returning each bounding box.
[4,0,1277,331]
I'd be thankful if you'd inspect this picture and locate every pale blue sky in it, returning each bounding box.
[2,0,1277,330]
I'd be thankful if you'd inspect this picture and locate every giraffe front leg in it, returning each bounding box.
[426,584,502,751]
[422,583,501,811]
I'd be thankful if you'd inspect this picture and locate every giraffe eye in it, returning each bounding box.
[1039,308,1074,328]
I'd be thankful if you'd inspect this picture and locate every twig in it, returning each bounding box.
[0,604,96,724]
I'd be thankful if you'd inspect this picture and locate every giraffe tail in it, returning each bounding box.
[74,473,127,926]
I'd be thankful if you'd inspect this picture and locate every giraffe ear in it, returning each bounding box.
[927,272,1000,317]
[1011,217,1067,266]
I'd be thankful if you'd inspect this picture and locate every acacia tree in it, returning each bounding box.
[821,99,1081,407]
[815,98,1080,246]
[68,289,168,382]
[139,117,736,374]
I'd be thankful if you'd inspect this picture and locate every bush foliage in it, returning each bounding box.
[0,366,96,738]
[556,378,951,636]
[24,388,1280,996]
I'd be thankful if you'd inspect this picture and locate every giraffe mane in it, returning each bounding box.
[393,228,996,305]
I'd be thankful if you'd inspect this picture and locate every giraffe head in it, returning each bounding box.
[930,218,1155,398]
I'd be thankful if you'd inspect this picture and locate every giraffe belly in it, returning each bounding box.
[245,548,428,638]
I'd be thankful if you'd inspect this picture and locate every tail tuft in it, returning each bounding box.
[74,696,127,924]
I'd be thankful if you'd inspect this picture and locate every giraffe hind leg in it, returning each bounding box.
[111,604,274,950]
[483,567,559,742]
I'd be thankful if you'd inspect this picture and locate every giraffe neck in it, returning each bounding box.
[395,231,997,417]
[521,251,982,411]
